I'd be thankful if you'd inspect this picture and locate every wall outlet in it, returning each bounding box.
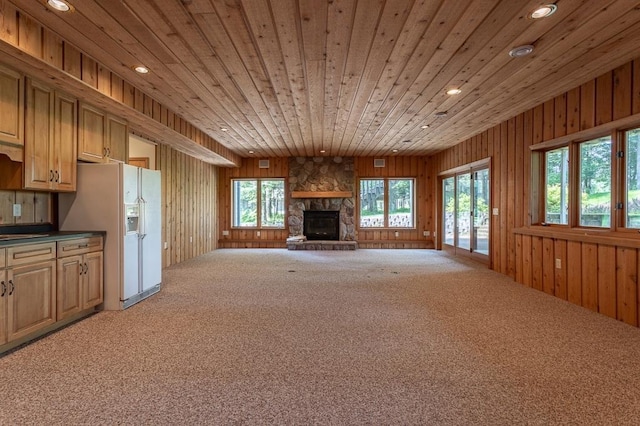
[190,236,193,243]
[163,242,168,250]
[222,230,229,236]
[492,208,499,216]
[555,258,561,269]
[423,230,430,237]
[394,231,399,237]
[256,231,261,237]
[12,203,21,217]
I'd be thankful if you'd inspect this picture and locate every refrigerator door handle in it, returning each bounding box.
[139,197,147,237]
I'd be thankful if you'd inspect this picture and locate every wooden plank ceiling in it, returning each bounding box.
[12,0,640,159]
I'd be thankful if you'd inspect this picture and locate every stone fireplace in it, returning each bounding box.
[288,157,356,242]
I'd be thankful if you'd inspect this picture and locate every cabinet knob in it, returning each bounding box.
[49,170,54,182]
[1,281,5,297]
[84,263,88,274]
[55,170,59,182]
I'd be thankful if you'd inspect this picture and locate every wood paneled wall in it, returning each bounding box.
[355,157,432,249]
[429,57,640,326]
[0,190,50,225]
[157,145,217,268]
[217,156,434,248]
[218,158,289,248]
[0,1,238,165]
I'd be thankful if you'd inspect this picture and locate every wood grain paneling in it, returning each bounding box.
[355,157,431,249]
[157,144,217,268]
[218,158,289,248]
[430,56,640,327]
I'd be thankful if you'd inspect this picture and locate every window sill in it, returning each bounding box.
[513,225,640,248]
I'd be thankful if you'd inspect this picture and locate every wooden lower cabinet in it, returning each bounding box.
[56,237,104,321]
[0,267,6,345]
[0,236,103,352]
[5,260,56,343]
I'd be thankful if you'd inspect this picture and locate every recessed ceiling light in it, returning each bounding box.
[319,150,326,153]
[46,0,72,12]
[434,111,448,118]
[392,149,398,153]
[508,45,535,58]
[221,127,228,132]
[530,4,557,19]
[420,125,430,129]
[133,65,150,74]
[248,150,254,154]
[446,88,462,95]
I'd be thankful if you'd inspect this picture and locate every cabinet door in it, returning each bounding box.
[24,79,54,191]
[78,103,105,162]
[0,64,24,147]
[0,270,6,345]
[6,260,56,342]
[57,255,82,321]
[52,92,78,191]
[83,251,103,309]
[106,115,128,163]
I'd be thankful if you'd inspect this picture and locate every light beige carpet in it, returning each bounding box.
[2,249,640,425]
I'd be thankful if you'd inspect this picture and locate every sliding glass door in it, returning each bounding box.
[441,167,490,261]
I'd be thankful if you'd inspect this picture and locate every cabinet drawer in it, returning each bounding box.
[57,237,103,257]
[0,247,5,268]
[7,242,56,266]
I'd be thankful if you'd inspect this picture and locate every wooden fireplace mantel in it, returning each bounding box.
[291,191,353,198]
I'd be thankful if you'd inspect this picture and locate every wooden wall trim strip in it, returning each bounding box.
[529,111,640,151]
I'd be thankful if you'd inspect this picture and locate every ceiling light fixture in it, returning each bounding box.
[530,4,557,19]
[434,111,448,118]
[46,0,72,12]
[446,88,462,95]
[133,65,150,74]
[402,140,412,143]
[221,127,228,132]
[320,150,326,153]
[248,150,254,154]
[508,45,535,58]
[421,125,430,129]
[392,149,399,153]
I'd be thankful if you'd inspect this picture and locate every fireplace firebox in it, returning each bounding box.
[304,210,340,241]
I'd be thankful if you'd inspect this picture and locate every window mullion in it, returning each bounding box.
[384,179,389,228]
[569,141,580,227]
[256,179,262,228]
[613,130,622,230]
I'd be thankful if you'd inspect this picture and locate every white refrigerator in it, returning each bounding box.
[59,163,162,310]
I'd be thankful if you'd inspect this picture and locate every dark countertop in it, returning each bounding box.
[0,231,106,247]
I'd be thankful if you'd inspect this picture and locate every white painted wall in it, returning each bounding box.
[128,134,157,170]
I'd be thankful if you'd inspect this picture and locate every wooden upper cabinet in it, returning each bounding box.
[24,79,54,191]
[52,92,78,191]
[0,64,24,149]
[79,103,128,163]
[106,115,128,163]
[23,78,78,192]
[78,102,106,162]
